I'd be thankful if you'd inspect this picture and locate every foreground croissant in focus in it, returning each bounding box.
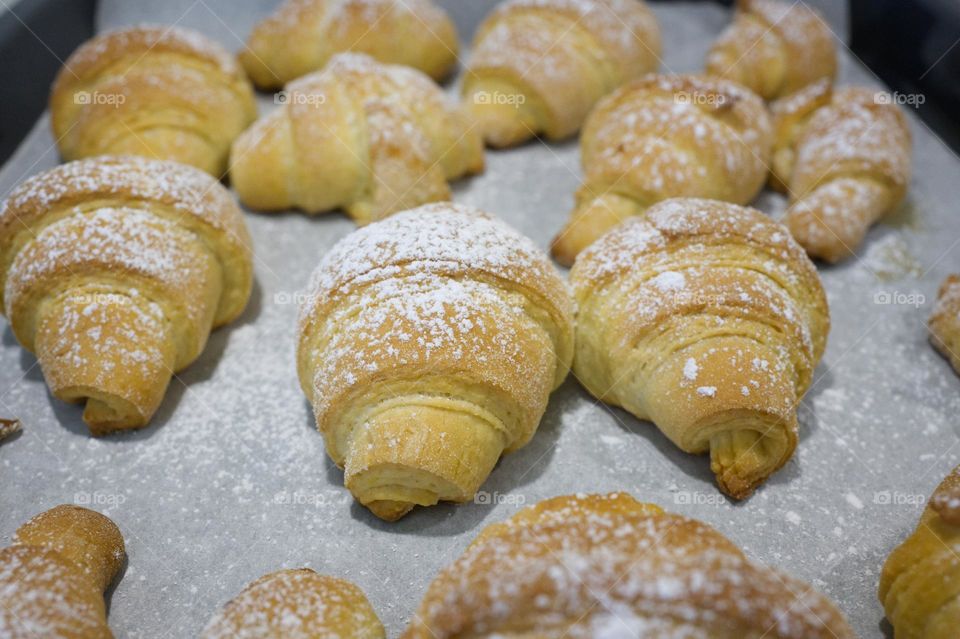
[231,53,484,224]
[771,81,913,263]
[705,0,837,101]
[50,26,256,177]
[0,505,126,638]
[240,0,458,89]
[0,156,254,434]
[880,464,960,637]
[404,493,855,638]
[201,569,384,638]
[551,74,773,265]
[929,275,960,375]
[463,0,661,148]
[297,204,574,520]
[570,199,829,498]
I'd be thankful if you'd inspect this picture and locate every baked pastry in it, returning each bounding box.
[551,74,773,265]
[296,203,575,520]
[930,274,960,375]
[0,155,254,435]
[0,505,125,638]
[240,0,458,89]
[404,492,856,638]
[771,83,913,263]
[50,25,257,177]
[462,0,661,148]
[705,0,837,101]
[569,198,829,498]
[880,464,960,637]
[201,569,384,638]
[230,53,484,223]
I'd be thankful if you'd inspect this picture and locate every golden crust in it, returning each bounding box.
[50,25,256,176]
[929,274,960,376]
[569,198,829,498]
[201,569,384,638]
[551,73,773,265]
[463,0,661,147]
[403,493,856,638]
[240,0,459,89]
[229,52,483,221]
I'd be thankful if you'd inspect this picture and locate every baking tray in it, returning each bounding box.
[2,2,960,637]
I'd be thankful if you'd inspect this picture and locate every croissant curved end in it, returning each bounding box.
[708,418,795,500]
[462,78,539,148]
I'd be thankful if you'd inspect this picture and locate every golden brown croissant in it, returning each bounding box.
[705,0,837,101]
[404,492,856,638]
[50,25,257,177]
[551,74,773,265]
[462,0,661,148]
[880,464,960,637]
[230,53,484,224]
[0,155,254,435]
[929,275,960,375]
[569,198,829,498]
[240,0,458,89]
[201,569,384,638]
[0,505,125,638]
[296,203,574,521]
[772,84,913,263]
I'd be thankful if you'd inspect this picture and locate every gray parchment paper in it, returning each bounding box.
[1,2,959,637]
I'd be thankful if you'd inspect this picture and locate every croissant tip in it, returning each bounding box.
[365,500,415,522]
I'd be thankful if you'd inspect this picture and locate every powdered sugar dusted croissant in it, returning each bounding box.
[929,275,960,376]
[50,26,256,177]
[230,53,483,224]
[551,74,773,265]
[0,156,253,434]
[463,0,661,148]
[296,203,574,520]
[705,0,837,101]
[569,199,829,498]
[201,569,384,638]
[240,0,458,89]
[880,464,960,637]
[0,505,125,638]
[403,492,856,638]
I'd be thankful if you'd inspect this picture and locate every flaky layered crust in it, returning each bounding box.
[463,0,661,147]
[404,493,856,638]
[929,275,960,376]
[569,199,829,498]
[50,25,256,176]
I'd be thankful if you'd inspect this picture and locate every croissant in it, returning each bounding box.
[929,275,960,375]
[462,0,661,148]
[0,505,125,638]
[0,155,254,435]
[880,464,960,637]
[404,492,856,638]
[230,53,484,224]
[569,198,829,498]
[50,26,257,177]
[201,569,384,638]
[772,84,913,262]
[296,203,574,521]
[705,0,837,101]
[551,74,773,265]
[240,0,458,90]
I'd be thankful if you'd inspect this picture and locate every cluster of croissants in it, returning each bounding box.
[0,0,955,636]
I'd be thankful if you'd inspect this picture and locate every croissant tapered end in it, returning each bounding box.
[462,80,541,149]
[929,275,960,376]
[551,192,642,267]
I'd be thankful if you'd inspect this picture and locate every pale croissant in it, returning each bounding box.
[201,569,384,639]
[929,275,960,375]
[296,203,574,521]
[404,492,856,638]
[230,53,484,224]
[0,155,253,435]
[50,26,256,177]
[0,505,126,638]
[772,83,913,262]
[880,464,960,637]
[551,74,773,265]
[240,0,458,89]
[463,0,661,148]
[570,198,829,498]
[705,0,837,101]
